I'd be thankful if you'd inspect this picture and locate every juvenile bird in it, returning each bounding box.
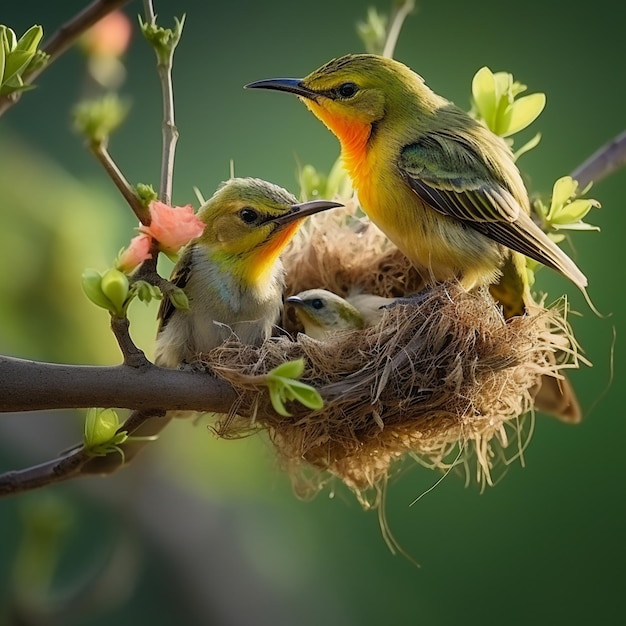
[246,54,587,311]
[287,288,393,339]
[154,177,342,367]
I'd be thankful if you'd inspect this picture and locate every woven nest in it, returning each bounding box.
[204,200,578,505]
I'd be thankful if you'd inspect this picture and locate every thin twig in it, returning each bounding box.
[570,129,626,190]
[382,0,415,59]
[0,0,132,117]
[0,408,168,495]
[0,449,91,496]
[90,141,150,224]
[143,0,181,205]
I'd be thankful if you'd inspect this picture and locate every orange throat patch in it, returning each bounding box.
[306,101,372,181]
[243,221,301,286]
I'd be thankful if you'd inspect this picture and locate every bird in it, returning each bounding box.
[154,177,342,367]
[245,54,587,309]
[246,55,584,421]
[287,288,393,339]
[81,178,342,474]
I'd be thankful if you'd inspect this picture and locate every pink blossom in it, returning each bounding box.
[141,201,205,255]
[81,10,132,58]
[117,233,152,273]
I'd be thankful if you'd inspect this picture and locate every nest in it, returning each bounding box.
[204,200,578,505]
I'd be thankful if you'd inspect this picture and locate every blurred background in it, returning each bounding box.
[0,0,623,624]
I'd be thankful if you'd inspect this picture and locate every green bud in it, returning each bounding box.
[356,7,388,56]
[135,183,158,207]
[73,93,130,144]
[100,268,130,315]
[84,407,120,448]
[168,285,189,311]
[132,280,162,304]
[139,14,185,65]
[82,268,115,310]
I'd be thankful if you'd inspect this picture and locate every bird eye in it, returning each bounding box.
[311,298,324,310]
[239,208,259,224]
[337,82,358,98]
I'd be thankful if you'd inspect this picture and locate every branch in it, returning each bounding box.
[570,129,626,190]
[382,0,415,59]
[0,0,132,117]
[90,140,150,224]
[142,1,183,205]
[0,355,236,413]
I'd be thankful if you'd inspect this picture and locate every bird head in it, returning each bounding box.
[246,54,438,149]
[198,178,342,285]
[287,289,364,339]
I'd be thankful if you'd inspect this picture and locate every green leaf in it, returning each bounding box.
[547,176,578,220]
[472,67,497,129]
[0,30,6,88]
[552,221,600,232]
[270,358,305,380]
[132,280,162,303]
[513,132,542,161]
[282,379,324,410]
[501,93,546,137]
[551,198,600,225]
[15,24,43,54]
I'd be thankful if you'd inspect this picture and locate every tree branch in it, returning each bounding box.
[90,140,150,224]
[0,355,236,413]
[0,0,132,117]
[570,129,626,190]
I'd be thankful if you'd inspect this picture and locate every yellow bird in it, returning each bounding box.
[246,54,587,313]
[93,178,341,466]
[155,177,341,367]
[247,55,584,421]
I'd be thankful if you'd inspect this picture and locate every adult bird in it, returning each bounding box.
[246,56,583,421]
[245,54,587,315]
[82,178,342,474]
[155,177,342,367]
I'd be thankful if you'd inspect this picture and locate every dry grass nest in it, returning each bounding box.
[203,200,580,504]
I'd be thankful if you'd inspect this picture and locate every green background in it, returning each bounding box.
[0,0,624,624]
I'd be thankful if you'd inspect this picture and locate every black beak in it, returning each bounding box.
[286,295,304,305]
[269,199,343,227]
[245,77,319,101]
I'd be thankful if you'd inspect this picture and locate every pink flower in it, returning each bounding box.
[141,201,205,255]
[117,233,152,273]
[81,10,132,58]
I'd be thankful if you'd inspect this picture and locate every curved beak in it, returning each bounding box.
[269,199,343,227]
[286,295,304,305]
[245,77,319,101]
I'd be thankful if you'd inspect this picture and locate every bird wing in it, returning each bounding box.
[157,245,194,333]
[399,131,588,287]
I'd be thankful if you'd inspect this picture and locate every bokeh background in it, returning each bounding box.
[0,0,624,624]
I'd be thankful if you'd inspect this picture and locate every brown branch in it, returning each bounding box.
[0,0,133,117]
[90,141,150,224]
[110,315,151,367]
[570,129,626,190]
[0,355,237,413]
